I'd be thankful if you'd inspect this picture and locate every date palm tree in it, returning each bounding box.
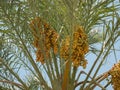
[0,0,120,90]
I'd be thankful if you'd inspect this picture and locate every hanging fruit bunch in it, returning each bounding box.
[109,62,120,90]
[30,17,89,68]
[60,26,89,68]
[29,17,59,64]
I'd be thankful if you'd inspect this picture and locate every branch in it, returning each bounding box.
[0,80,23,89]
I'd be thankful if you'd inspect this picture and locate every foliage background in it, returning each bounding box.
[0,0,120,90]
